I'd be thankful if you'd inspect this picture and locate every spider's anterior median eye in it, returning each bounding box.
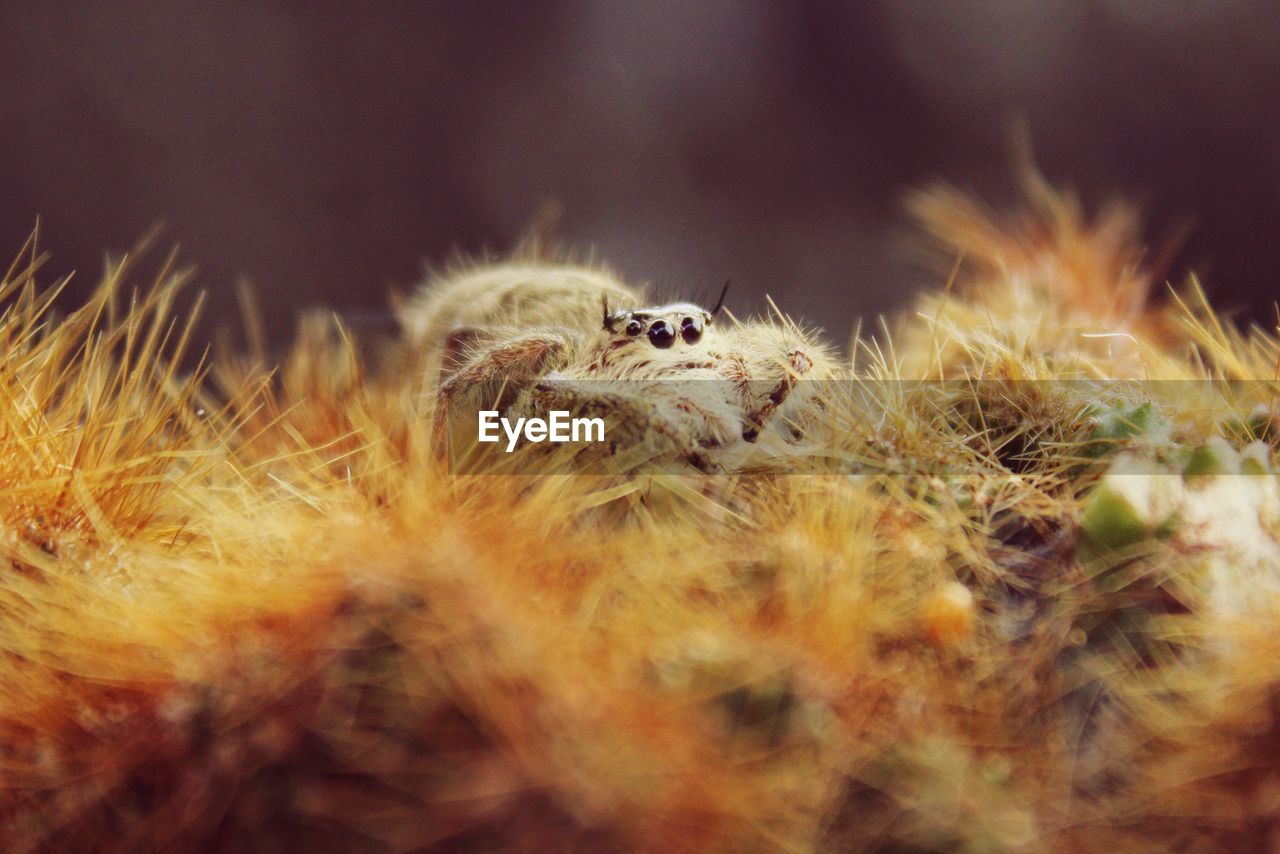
[625,319,644,336]
[680,316,702,343]
[647,319,676,348]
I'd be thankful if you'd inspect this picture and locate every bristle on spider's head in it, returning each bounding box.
[602,294,617,332]
[709,279,730,322]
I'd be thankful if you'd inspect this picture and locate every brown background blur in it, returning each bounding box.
[3,2,1279,347]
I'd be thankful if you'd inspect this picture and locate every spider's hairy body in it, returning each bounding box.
[400,263,636,380]
[409,261,838,470]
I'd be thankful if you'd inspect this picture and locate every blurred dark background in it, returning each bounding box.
[2,1,1279,347]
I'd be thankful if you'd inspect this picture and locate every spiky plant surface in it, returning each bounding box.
[5,186,1280,852]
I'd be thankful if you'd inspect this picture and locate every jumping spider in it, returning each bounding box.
[406,262,837,470]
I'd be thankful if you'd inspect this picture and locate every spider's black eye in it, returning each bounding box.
[625,319,644,336]
[680,316,702,344]
[647,319,676,348]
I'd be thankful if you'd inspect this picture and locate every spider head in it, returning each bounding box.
[601,281,728,349]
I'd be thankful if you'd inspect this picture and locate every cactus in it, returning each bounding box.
[5,184,1280,851]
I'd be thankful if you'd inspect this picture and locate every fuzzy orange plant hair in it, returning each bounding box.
[4,182,1280,853]
[909,172,1155,325]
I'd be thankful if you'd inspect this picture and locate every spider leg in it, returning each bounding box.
[432,331,569,456]
[719,321,832,441]
[742,348,814,435]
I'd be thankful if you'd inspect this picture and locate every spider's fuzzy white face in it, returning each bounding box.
[598,279,729,355]
[603,302,715,351]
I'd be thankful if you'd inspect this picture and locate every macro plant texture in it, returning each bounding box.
[5,183,1280,851]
